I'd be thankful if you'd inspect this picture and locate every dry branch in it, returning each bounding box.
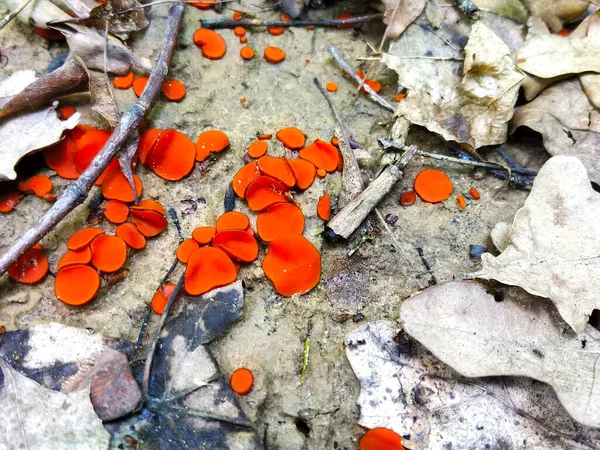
[0,3,185,277]
[201,13,382,29]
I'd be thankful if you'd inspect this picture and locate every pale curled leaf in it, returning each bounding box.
[490,220,511,251]
[0,360,110,449]
[472,0,529,23]
[78,0,149,34]
[521,0,589,33]
[473,156,600,332]
[0,104,79,180]
[571,11,600,108]
[510,79,600,183]
[381,0,426,40]
[75,56,120,127]
[0,70,37,109]
[400,281,600,428]
[425,0,445,29]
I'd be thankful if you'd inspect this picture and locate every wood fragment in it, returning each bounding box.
[201,13,382,29]
[453,0,480,19]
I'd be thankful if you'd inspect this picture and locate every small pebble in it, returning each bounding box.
[385,214,398,225]
[469,244,487,260]
[349,137,360,149]
[352,312,365,323]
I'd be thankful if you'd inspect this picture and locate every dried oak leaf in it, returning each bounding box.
[400,281,600,428]
[346,318,600,449]
[472,0,529,23]
[510,79,600,183]
[380,0,426,40]
[383,18,523,151]
[571,10,600,109]
[69,0,149,34]
[74,56,120,127]
[521,0,589,33]
[473,156,600,333]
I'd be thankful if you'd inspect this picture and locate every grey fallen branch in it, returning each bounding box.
[201,13,383,29]
[0,3,185,277]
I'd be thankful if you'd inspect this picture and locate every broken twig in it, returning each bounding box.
[0,0,34,30]
[453,0,480,19]
[0,3,185,277]
[201,14,382,29]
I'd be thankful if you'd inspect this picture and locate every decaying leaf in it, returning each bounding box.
[381,0,426,40]
[490,220,511,251]
[75,56,120,127]
[472,0,529,23]
[383,17,523,150]
[521,0,589,33]
[473,156,600,333]
[0,70,37,109]
[400,281,600,428]
[425,0,445,29]
[0,103,79,180]
[571,10,600,108]
[346,318,600,449]
[510,79,600,183]
[0,360,110,449]
[74,0,149,34]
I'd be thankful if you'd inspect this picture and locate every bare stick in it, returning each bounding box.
[119,138,140,205]
[0,3,185,277]
[0,0,35,30]
[327,45,395,113]
[416,149,537,175]
[201,13,382,29]
[453,0,480,19]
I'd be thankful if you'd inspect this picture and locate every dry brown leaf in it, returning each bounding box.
[67,0,149,34]
[400,281,600,428]
[383,18,523,150]
[74,56,120,127]
[473,0,529,23]
[510,78,600,183]
[473,156,600,332]
[381,0,426,40]
[521,0,589,32]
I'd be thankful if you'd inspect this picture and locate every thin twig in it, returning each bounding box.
[119,138,140,205]
[327,45,395,113]
[313,78,350,143]
[0,0,35,30]
[0,3,185,277]
[357,56,465,61]
[201,13,382,29]
[416,150,537,176]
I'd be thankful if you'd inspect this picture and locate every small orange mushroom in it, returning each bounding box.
[414,169,453,203]
[67,228,105,251]
[130,199,167,217]
[239,37,248,44]
[257,156,295,188]
[233,27,246,37]
[113,71,134,89]
[245,176,288,211]
[90,234,127,273]
[316,168,326,178]
[317,193,331,220]
[213,229,259,263]
[57,247,92,271]
[399,191,416,206]
[233,11,243,20]
[115,223,146,250]
[130,209,168,237]
[73,129,112,173]
[147,129,196,181]
[363,79,381,94]
[275,127,305,150]
[264,47,286,64]
[133,76,149,97]
[338,12,354,28]
[258,133,272,140]
[101,171,143,202]
[248,140,268,158]
[192,226,216,245]
[59,105,76,120]
[0,192,24,213]
[43,133,80,180]
[240,46,255,60]
[55,265,100,306]
[256,202,304,242]
[216,211,250,232]
[325,82,338,92]
[286,158,316,190]
[557,28,570,37]
[469,187,481,200]
[177,238,200,263]
[395,93,405,102]
[456,194,466,210]
[193,29,227,60]
[195,130,230,162]
[103,199,129,224]
[232,162,261,198]
[184,246,237,295]
[8,244,49,284]
[230,368,254,395]
[331,136,339,147]
[267,26,284,35]
[359,428,404,450]
[18,174,54,200]
[299,139,339,172]
[138,128,164,165]
[161,79,186,101]
[151,283,176,314]
[262,234,321,297]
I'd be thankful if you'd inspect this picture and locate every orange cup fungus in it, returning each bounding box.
[248,140,268,158]
[276,127,305,150]
[55,265,100,306]
[133,76,149,97]
[267,26,285,36]
[234,27,246,37]
[103,199,129,224]
[317,193,331,221]
[230,368,254,395]
[130,208,168,237]
[18,174,54,201]
[8,244,49,284]
[299,139,339,173]
[185,246,237,296]
[326,82,338,92]
[138,128,164,165]
[456,194,466,210]
[131,199,167,217]
[90,234,127,273]
[232,11,243,20]
[193,29,227,60]
[316,168,326,178]
[245,176,288,211]
[338,12,354,28]
[286,158,316,190]
[67,228,105,251]
[177,238,200,263]
[147,129,196,181]
[264,47,286,64]
[116,223,147,250]
[212,229,259,263]
[240,46,255,60]
[216,211,250,232]
[113,71,134,89]
[256,202,304,242]
[101,171,143,202]
[59,105,76,120]
[191,0,215,9]
[257,156,295,188]
[161,79,186,101]
[57,247,92,271]
[195,130,230,162]
[399,191,416,206]
[43,132,80,180]
[192,226,216,245]
[469,187,481,200]
[232,161,261,198]
[151,283,176,314]
[413,169,453,203]
[359,428,404,450]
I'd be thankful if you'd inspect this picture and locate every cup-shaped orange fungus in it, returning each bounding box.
[101,171,143,202]
[245,176,288,211]
[275,127,305,150]
[399,191,416,206]
[262,235,320,297]
[55,265,100,306]
[248,140,268,158]
[18,174,53,199]
[363,79,381,94]
[147,130,195,181]
[325,82,338,92]
[138,128,164,165]
[59,105,76,120]
[264,47,286,63]
[116,223,146,250]
[338,12,354,27]
[267,26,284,35]
[193,29,227,60]
[8,244,49,284]
[90,234,127,273]
[74,129,112,173]
[233,26,246,37]
[317,193,331,221]
[316,168,326,178]
[212,230,259,263]
[176,238,200,263]
[192,226,216,245]
[233,11,243,20]
[195,130,230,162]
[286,158,316,190]
[232,162,261,198]
[161,79,186,101]
[359,428,404,450]
[240,46,255,60]
[216,211,250,232]
[103,199,129,224]
[230,368,254,395]
[299,139,339,172]
[257,156,296,188]
[130,209,168,237]
[113,71,134,89]
[184,246,237,295]
[43,132,80,179]
[130,199,167,217]
[413,169,453,203]
[456,194,466,210]
[256,202,304,242]
[133,76,149,97]
[336,150,344,171]
[257,133,272,140]
[192,0,215,10]
[57,247,92,271]
[0,192,24,213]
[67,228,105,251]
[331,136,339,147]
[469,187,481,200]
[151,283,176,314]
